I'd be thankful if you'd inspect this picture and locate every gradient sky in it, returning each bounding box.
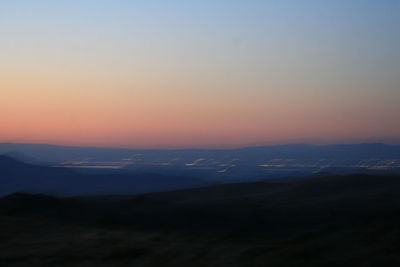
[1,0,399,148]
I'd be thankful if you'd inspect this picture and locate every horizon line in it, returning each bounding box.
[0,140,399,151]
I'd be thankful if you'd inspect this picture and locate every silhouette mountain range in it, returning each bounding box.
[1,142,400,163]
[1,142,400,180]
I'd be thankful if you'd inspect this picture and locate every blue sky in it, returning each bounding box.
[1,0,399,147]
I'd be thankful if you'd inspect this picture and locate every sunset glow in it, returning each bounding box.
[1,1,399,148]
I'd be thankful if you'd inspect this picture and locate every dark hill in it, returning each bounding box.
[74,174,400,231]
[1,173,400,266]
[2,173,400,231]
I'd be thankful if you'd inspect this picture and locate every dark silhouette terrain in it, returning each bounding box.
[0,155,211,196]
[1,170,400,266]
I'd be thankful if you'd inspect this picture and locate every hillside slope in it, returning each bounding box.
[1,174,400,266]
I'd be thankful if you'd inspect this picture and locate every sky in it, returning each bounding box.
[1,0,399,148]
